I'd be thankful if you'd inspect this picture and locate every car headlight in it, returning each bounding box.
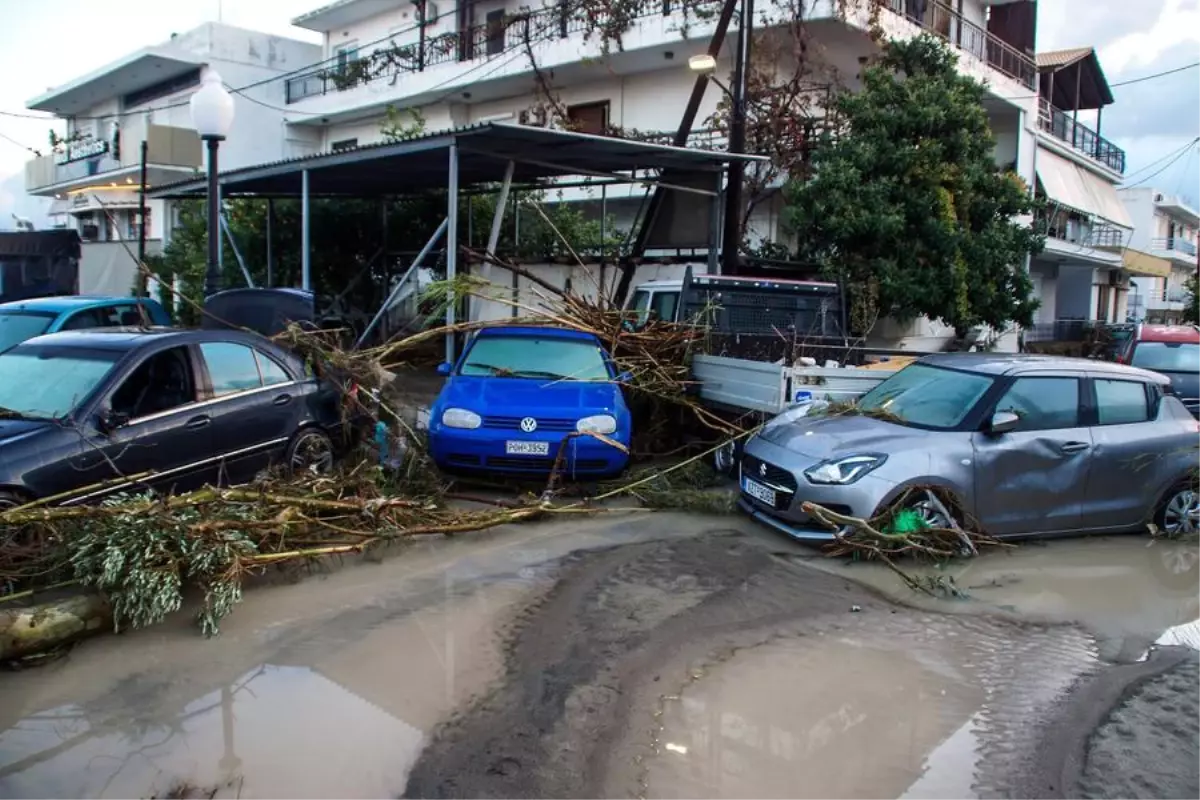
[804,454,887,485]
[442,408,482,429]
[577,414,617,435]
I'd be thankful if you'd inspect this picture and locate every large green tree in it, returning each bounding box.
[1183,273,1199,325]
[782,35,1044,336]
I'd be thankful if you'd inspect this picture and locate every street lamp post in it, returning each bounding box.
[189,69,235,298]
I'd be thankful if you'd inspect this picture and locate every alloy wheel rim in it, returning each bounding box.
[911,497,953,529]
[291,432,334,474]
[715,441,736,473]
[1163,489,1200,537]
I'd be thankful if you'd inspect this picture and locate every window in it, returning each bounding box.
[331,138,358,153]
[459,335,610,381]
[1095,379,1150,425]
[122,68,202,109]
[1130,342,1199,372]
[651,291,679,324]
[0,347,119,419]
[857,364,994,430]
[994,377,1080,431]
[60,309,108,331]
[566,101,610,135]
[127,207,150,240]
[485,9,506,55]
[334,43,359,71]
[255,351,292,386]
[201,342,264,396]
[0,312,54,351]
[110,347,196,419]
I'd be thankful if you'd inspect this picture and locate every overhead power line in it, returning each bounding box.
[0,129,41,155]
[1124,138,1199,188]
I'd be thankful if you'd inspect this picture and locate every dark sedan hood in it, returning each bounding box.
[758,412,928,459]
[0,417,55,449]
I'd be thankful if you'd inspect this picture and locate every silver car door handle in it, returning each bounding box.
[1060,441,1089,454]
[186,415,211,430]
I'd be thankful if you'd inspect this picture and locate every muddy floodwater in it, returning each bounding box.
[0,512,1196,799]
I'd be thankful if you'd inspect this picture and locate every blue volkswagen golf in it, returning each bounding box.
[428,326,632,478]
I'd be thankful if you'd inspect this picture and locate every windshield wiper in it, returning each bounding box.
[465,361,520,377]
[0,406,45,421]
[515,370,569,380]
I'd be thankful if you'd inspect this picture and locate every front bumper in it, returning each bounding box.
[737,435,895,542]
[429,427,629,477]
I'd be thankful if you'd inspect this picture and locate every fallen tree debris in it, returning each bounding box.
[803,487,1010,596]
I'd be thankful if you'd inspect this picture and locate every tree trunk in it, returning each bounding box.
[0,594,112,662]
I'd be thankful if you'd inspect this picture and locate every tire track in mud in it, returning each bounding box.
[400,534,1103,799]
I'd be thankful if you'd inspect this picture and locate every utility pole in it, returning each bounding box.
[136,139,148,297]
[722,0,754,276]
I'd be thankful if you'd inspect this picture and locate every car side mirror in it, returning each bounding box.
[436,362,452,376]
[988,411,1020,436]
[99,409,130,434]
[616,371,633,383]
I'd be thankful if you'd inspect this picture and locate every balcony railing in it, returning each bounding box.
[622,127,729,150]
[886,0,1037,89]
[1037,99,1126,174]
[286,0,720,104]
[1151,236,1198,257]
[1036,207,1126,250]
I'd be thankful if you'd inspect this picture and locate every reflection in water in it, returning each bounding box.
[0,665,424,799]
[645,638,988,799]
[811,536,1200,662]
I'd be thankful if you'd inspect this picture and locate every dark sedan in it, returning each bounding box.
[0,328,347,509]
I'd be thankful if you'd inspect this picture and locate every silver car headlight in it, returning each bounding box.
[442,408,482,429]
[804,454,887,485]
[577,414,617,435]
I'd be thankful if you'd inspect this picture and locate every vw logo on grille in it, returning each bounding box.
[759,463,768,477]
[520,417,538,433]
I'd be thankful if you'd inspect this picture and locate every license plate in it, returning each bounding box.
[742,477,777,507]
[505,440,550,456]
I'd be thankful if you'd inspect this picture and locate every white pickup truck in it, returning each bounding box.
[626,268,911,471]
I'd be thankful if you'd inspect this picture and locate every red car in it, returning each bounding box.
[1117,324,1200,418]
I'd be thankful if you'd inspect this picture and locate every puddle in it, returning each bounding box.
[642,612,1098,799]
[0,664,422,799]
[807,536,1200,662]
[646,639,985,798]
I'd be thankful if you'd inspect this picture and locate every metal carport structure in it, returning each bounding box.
[150,122,766,359]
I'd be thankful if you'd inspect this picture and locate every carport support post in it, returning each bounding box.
[301,169,311,291]
[708,170,723,273]
[476,160,514,321]
[445,141,460,364]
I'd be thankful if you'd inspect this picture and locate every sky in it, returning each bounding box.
[0,0,1197,227]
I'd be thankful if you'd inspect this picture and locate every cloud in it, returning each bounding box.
[1101,41,1200,142]
[1038,0,1170,53]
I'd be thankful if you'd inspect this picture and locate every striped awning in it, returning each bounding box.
[1036,147,1133,228]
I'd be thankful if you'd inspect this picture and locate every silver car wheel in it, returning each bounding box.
[1163,488,1200,537]
[910,496,954,529]
[714,441,737,476]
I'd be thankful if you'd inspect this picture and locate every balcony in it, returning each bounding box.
[1151,236,1198,259]
[1036,207,1126,251]
[25,123,201,195]
[884,0,1037,89]
[1037,99,1126,174]
[286,0,721,104]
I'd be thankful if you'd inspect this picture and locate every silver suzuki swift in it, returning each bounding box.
[739,354,1200,541]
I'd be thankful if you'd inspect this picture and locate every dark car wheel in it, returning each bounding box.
[287,429,335,476]
[0,490,28,511]
[714,439,742,477]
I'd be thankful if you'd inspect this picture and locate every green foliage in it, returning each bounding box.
[66,493,259,636]
[781,35,1044,336]
[1184,273,1199,324]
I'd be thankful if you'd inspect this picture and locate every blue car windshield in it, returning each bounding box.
[0,311,55,352]
[460,335,611,381]
[857,363,994,429]
[0,347,120,419]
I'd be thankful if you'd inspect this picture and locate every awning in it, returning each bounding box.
[1036,147,1133,228]
[1122,248,1171,278]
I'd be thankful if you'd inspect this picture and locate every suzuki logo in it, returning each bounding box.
[759,463,768,477]
[520,417,538,433]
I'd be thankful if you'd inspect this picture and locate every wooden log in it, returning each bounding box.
[0,593,112,662]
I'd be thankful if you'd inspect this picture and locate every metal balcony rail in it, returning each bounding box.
[886,0,1037,89]
[285,0,721,103]
[1035,208,1126,249]
[622,127,729,150]
[1151,236,1198,257]
[1036,99,1127,174]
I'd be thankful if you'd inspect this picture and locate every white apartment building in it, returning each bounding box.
[23,23,320,295]
[1118,187,1198,323]
[1024,46,1141,340]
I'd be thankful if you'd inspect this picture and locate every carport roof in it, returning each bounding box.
[148,122,766,200]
